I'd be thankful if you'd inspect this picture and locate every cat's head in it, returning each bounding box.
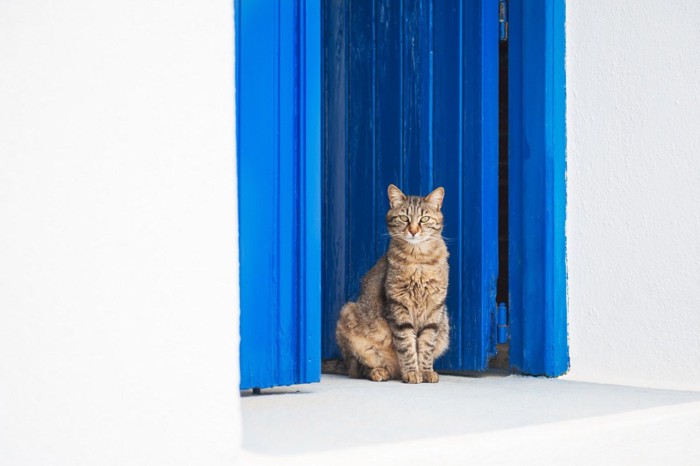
[386,184,444,245]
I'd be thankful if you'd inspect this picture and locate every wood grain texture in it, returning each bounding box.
[238,0,321,389]
[508,0,568,376]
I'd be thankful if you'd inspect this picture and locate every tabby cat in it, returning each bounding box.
[332,184,449,384]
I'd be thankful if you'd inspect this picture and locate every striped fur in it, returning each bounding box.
[335,185,449,384]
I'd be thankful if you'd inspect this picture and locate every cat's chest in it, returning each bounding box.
[388,263,447,306]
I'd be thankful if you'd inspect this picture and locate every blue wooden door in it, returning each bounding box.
[236,0,321,389]
[322,0,499,370]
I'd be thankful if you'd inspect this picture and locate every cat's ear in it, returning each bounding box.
[425,187,445,210]
[387,184,407,209]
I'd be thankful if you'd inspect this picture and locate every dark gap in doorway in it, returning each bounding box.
[490,25,510,370]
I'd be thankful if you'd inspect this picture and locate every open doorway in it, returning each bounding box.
[321,0,501,373]
[236,0,567,390]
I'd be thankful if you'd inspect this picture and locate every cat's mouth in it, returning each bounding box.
[404,236,427,245]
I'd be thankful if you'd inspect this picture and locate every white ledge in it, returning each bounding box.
[241,374,700,465]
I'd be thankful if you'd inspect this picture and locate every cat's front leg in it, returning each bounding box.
[387,303,421,383]
[417,323,440,383]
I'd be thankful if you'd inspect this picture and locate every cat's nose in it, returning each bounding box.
[408,224,420,236]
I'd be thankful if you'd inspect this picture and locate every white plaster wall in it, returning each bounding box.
[0,1,241,464]
[566,1,700,391]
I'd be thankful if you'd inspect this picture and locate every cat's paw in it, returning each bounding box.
[402,371,422,384]
[369,367,391,382]
[421,370,439,383]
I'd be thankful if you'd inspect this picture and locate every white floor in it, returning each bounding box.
[240,374,700,465]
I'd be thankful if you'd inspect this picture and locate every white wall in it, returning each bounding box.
[0,1,241,464]
[3,0,700,462]
[566,1,700,391]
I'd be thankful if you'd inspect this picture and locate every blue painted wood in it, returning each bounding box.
[303,0,323,384]
[347,0,376,308]
[237,0,321,389]
[322,0,348,361]
[457,0,499,370]
[433,0,464,367]
[374,0,402,261]
[508,0,569,376]
[323,0,499,371]
[497,303,508,344]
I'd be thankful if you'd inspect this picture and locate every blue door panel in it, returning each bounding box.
[323,0,499,371]
[508,0,568,376]
[237,0,321,390]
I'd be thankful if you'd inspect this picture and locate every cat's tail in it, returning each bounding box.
[321,358,348,375]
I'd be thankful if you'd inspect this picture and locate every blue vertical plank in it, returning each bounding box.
[479,0,499,365]
[322,0,348,359]
[277,0,297,385]
[481,0,500,362]
[347,0,377,300]
[441,0,499,370]
[508,0,568,376]
[419,0,433,195]
[237,0,278,389]
[461,0,481,369]
[302,0,322,383]
[432,0,463,368]
[401,0,423,194]
[374,0,402,257]
[238,0,321,389]
[521,0,546,375]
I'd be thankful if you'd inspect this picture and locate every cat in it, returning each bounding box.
[329,184,450,384]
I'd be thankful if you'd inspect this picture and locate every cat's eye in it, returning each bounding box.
[399,215,410,222]
[420,216,430,223]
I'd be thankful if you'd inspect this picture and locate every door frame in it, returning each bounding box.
[507,0,569,376]
[235,0,569,387]
[236,0,321,390]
